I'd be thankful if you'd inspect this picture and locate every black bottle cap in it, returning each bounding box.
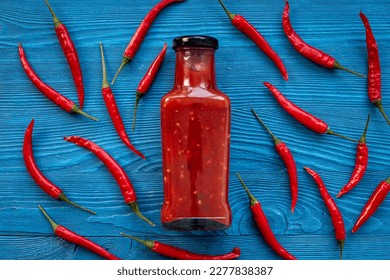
[172,35,219,50]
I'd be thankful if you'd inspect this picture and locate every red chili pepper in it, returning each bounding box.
[111,0,184,84]
[251,109,298,213]
[263,82,357,142]
[304,167,345,259]
[236,173,296,260]
[282,1,365,78]
[44,0,85,109]
[217,0,288,80]
[360,11,390,125]
[23,120,95,215]
[133,43,167,131]
[337,114,370,198]
[38,205,120,260]
[99,43,145,160]
[64,136,154,226]
[352,177,390,233]
[121,232,240,260]
[18,43,97,121]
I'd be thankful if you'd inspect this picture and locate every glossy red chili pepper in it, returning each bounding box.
[360,11,390,125]
[337,114,370,198]
[23,120,95,215]
[236,173,296,260]
[18,43,97,121]
[121,232,240,260]
[99,43,145,159]
[64,136,154,226]
[304,167,345,259]
[111,0,184,84]
[217,0,288,80]
[251,109,298,213]
[44,0,85,109]
[263,82,356,142]
[282,1,365,78]
[38,205,120,260]
[352,177,390,233]
[133,43,167,131]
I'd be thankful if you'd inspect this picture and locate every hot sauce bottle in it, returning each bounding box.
[161,35,231,230]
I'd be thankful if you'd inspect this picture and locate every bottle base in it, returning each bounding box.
[162,218,230,231]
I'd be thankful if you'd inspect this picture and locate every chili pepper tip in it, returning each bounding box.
[58,193,96,215]
[111,57,131,85]
[38,204,59,231]
[128,202,155,226]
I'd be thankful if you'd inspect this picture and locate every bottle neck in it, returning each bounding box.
[174,47,217,89]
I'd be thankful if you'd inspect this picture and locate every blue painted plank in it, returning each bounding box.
[0,0,389,260]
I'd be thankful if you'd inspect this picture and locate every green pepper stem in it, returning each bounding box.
[338,239,344,260]
[111,56,131,85]
[236,172,258,206]
[359,113,370,143]
[38,205,59,232]
[99,42,109,89]
[385,177,390,184]
[71,105,99,122]
[374,100,390,125]
[217,0,236,20]
[43,0,62,28]
[128,202,155,226]
[58,193,96,215]
[132,92,142,131]
[334,61,366,78]
[120,232,155,250]
[326,128,358,143]
[251,108,282,146]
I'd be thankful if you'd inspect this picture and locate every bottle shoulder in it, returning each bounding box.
[162,87,230,102]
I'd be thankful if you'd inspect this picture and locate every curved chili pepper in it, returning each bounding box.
[236,173,296,260]
[64,136,154,226]
[111,0,184,85]
[44,0,85,109]
[304,167,345,259]
[120,232,240,260]
[352,177,390,233]
[360,11,390,125]
[23,120,95,215]
[99,43,145,159]
[251,109,298,213]
[18,43,97,121]
[217,0,288,80]
[337,114,370,198]
[38,205,120,260]
[282,1,365,78]
[263,82,357,142]
[133,43,167,131]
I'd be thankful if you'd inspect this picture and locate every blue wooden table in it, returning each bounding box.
[0,0,389,260]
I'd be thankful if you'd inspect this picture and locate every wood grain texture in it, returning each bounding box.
[0,0,389,260]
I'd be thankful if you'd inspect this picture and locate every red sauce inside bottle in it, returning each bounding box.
[161,36,231,230]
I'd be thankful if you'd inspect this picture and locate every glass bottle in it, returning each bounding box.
[160,35,231,230]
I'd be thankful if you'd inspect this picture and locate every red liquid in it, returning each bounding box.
[160,47,231,230]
